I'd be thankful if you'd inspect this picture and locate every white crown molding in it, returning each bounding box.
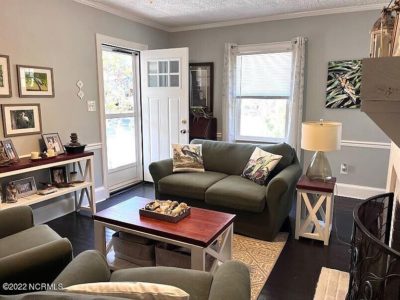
[168,3,385,32]
[72,0,384,33]
[336,183,386,199]
[72,0,170,31]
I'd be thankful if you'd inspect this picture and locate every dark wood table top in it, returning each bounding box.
[0,152,94,173]
[296,175,336,193]
[93,197,236,247]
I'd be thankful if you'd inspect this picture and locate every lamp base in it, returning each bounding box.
[306,151,333,181]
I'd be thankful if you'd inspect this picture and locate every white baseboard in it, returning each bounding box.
[336,183,386,199]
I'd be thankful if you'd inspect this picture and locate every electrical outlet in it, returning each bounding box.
[340,163,348,175]
[87,100,96,112]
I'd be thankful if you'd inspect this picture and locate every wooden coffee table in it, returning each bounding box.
[93,197,235,272]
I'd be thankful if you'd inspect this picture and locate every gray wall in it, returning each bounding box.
[0,0,169,185]
[169,11,390,188]
[0,0,169,222]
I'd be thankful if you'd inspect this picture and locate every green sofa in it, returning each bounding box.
[4,250,250,300]
[0,206,73,292]
[150,139,302,241]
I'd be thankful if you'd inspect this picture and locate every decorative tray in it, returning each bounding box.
[139,200,191,223]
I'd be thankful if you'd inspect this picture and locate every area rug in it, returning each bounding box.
[233,233,288,300]
[313,267,349,300]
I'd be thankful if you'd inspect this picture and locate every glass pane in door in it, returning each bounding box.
[102,49,137,170]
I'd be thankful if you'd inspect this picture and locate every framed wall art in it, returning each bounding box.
[189,62,214,113]
[42,132,64,154]
[17,65,55,97]
[1,139,19,162]
[1,104,42,137]
[325,59,362,109]
[0,55,12,97]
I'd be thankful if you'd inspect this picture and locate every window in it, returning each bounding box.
[148,60,180,87]
[235,44,293,143]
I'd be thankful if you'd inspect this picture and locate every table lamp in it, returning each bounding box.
[301,120,342,181]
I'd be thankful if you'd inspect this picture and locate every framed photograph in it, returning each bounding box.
[42,133,64,154]
[17,65,54,97]
[189,62,214,113]
[2,104,42,137]
[325,59,362,109]
[50,166,67,184]
[1,139,19,161]
[10,177,37,199]
[0,55,12,97]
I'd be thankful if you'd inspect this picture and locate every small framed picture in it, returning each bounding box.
[42,133,64,154]
[50,166,67,184]
[2,104,42,137]
[189,62,214,113]
[10,177,37,199]
[0,55,12,97]
[1,139,19,162]
[17,65,55,98]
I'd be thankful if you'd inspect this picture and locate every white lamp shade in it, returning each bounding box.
[301,121,342,152]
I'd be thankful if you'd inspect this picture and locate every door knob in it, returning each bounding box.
[180,129,187,134]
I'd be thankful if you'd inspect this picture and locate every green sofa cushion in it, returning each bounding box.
[0,224,61,258]
[191,139,295,176]
[205,176,266,213]
[158,171,228,200]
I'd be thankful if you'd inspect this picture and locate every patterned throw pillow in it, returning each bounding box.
[242,147,282,185]
[172,144,205,173]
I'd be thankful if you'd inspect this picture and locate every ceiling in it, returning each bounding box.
[78,0,386,31]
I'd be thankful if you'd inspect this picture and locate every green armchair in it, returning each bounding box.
[7,250,251,300]
[0,206,73,292]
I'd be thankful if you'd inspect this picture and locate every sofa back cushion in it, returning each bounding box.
[190,139,295,176]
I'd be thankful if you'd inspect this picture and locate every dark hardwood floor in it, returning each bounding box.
[46,183,360,300]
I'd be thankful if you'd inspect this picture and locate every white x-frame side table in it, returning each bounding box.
[295,175,336,246]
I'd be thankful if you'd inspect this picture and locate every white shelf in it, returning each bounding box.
[0,182,93,210]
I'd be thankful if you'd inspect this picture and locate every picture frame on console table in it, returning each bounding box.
[1,139,19,162]
[1,104,42,137]
[10,177,37,199]
[0,55,12,98]
[17,65,55,98]
[50,166,68,184]
[42,132,64,154]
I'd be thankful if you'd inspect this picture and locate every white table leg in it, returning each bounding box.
[94,221,106,255]
[295,191,301,240]
[191,246,206,271]
[324,194,333,246]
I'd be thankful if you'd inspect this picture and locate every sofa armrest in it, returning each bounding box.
[209,261,250,300]
[0,206,34,239]
[149,159,173,197]
[53,250,111,287]
[111,266,213,300]
[0,238,72,286]
[265,162,302,219]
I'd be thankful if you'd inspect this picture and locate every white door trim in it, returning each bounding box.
[95,34,148,196]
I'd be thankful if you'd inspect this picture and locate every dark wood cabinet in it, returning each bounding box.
[189,116,217,141]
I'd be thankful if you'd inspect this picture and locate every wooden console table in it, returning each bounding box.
[0,152,96,213]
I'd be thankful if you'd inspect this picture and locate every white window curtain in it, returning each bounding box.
[286,37,306,158]
[222,42,238,142]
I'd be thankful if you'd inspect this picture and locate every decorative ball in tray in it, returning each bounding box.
[64,133,86,154]
[139,200,190,223]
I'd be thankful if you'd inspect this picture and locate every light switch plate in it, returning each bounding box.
[88,100,96,112]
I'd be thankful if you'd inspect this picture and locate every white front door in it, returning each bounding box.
[141,48,189,181]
